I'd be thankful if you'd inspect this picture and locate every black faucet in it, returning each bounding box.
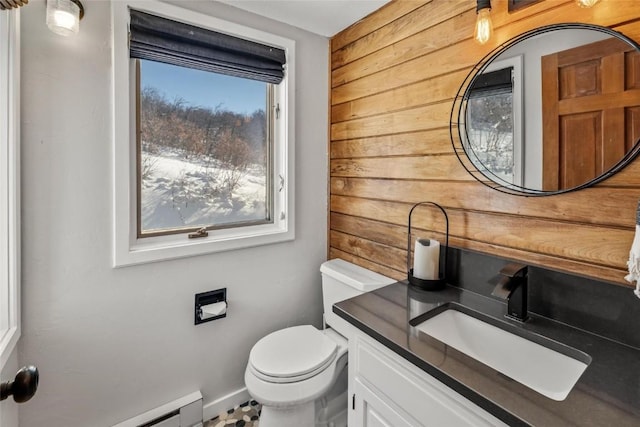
[491,263,528,322]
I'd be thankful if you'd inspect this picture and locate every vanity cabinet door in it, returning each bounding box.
[352,377,416,427]
[350,334,507,427]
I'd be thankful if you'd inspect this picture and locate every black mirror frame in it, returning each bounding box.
[450,23,640,197]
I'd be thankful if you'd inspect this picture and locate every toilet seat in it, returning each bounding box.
[249,325,338,383]
[245,326,349,408]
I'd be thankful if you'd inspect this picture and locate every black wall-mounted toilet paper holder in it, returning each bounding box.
[194,288,227,325]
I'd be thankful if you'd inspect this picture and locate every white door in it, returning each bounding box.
[0,7,25,427]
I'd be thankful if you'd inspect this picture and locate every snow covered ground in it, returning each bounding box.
[140,147,267,233]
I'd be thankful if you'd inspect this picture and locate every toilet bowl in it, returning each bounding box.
[244,259,396,427]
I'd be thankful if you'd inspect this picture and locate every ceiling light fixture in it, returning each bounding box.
[576,0,600,7]
[475,0,493,45]
[46,0,84,37]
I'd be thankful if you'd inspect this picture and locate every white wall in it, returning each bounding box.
[18,1,328,426]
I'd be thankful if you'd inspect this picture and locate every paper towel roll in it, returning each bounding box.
[413,238,440,280]
[200,301,227,320]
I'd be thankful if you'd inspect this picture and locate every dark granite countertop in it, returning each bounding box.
[334,281,640,427]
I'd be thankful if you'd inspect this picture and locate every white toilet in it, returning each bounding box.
[244,258,395,427]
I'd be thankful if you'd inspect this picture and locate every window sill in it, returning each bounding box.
[113,222,294,267]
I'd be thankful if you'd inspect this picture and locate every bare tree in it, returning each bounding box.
[213,129,253,197]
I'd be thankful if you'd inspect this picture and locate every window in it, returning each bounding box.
[0,8,20,369]
[136,61,273,237]
[464,56,523,188]
[112,1,295,266]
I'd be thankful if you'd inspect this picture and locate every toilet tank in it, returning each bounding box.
[320,259,396,336]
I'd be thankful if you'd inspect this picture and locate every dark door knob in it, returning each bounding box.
[0,365,39,403]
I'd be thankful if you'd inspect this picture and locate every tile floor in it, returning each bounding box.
[203,400,261,427]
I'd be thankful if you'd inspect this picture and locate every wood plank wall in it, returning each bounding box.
[329,0,640,286]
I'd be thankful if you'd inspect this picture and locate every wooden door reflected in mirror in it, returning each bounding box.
[542,37,640,191]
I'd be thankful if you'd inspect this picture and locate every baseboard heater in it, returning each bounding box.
[113,391,203,427]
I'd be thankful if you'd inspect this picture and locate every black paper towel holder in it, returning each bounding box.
[407,201,449,291]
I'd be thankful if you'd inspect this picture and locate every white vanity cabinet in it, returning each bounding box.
[348,332,508,427]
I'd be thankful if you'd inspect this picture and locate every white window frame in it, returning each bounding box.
[0,8,20,370]
[111,0,295,267]
[484,55,524,188]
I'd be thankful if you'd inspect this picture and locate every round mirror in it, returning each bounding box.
[451,24,640,196]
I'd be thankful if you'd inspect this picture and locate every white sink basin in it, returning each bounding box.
[414,308,590,401]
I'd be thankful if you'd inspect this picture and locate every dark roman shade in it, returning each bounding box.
[129,9,286,84]
[468,67,513,98]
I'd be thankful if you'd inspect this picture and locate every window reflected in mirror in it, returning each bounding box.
[465,58,522,188]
